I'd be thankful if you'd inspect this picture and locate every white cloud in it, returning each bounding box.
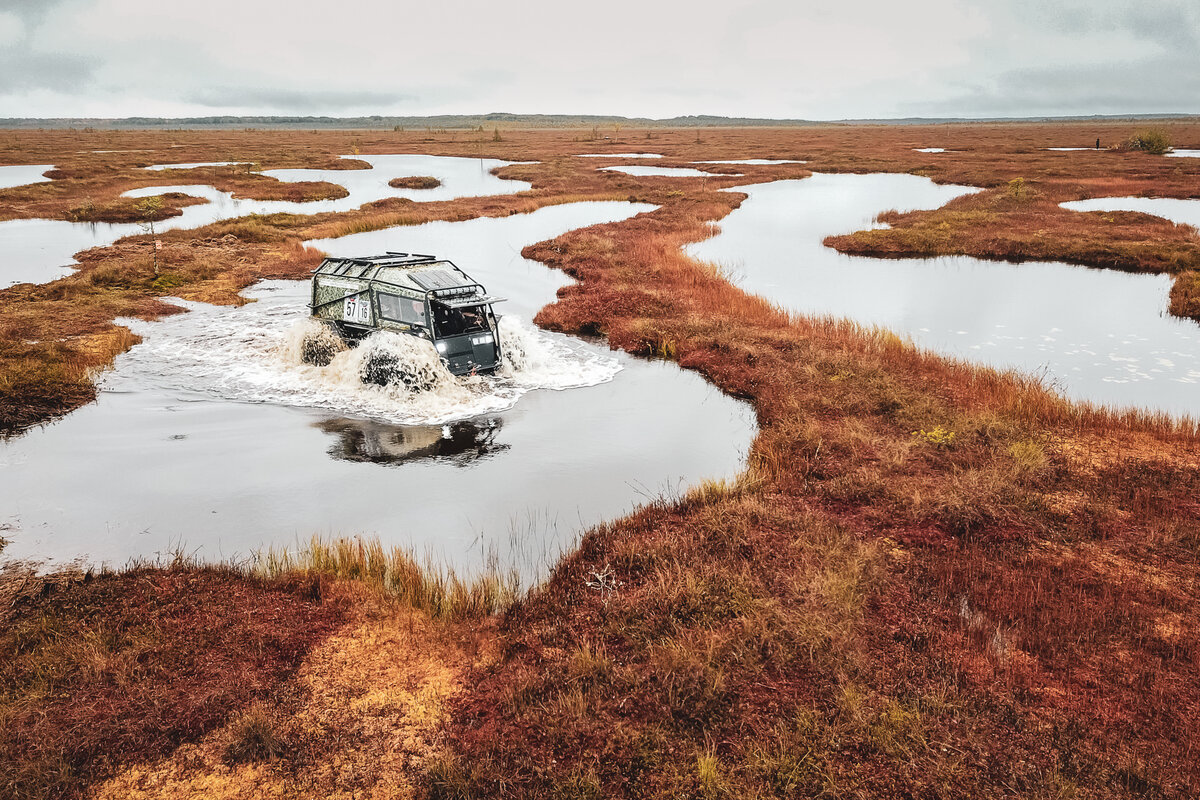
[1,0,1196,118]
[0,12,23,46]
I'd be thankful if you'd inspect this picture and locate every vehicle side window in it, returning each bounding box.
[379,293,427,326]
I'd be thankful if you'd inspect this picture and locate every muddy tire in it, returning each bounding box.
[360,350,438,391]
[502,337,527,371]
[299,323,343,367]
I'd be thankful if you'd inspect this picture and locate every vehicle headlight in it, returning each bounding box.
[435,341,448,353]
[471,334,494,346]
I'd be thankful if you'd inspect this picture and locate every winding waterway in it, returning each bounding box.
[689,173,1200,416]
[0,199,755,576]
[0,154,530,287]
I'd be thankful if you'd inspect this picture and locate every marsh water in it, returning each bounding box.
[1061,196,1200,230]
[689,173,1200,416]
[8,157,1200,574]
[0,199,756,575]
[699,159,807,165]
[0,154,530,287]
[0,164,52,189]
[601,165,724,178]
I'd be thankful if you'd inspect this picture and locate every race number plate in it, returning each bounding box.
[343,293,371,324]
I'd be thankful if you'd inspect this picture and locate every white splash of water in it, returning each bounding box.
[109,282,621,425]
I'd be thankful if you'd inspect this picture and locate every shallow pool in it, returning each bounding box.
[697,159,807,165]
[142,161,250,171]
[0,164,53,190]
[688,173,1200,416]
[576,153,663,158]
[1061,196,1200,230]
[602,165,725,178]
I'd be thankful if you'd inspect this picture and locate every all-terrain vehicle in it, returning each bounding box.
[306,252,505,384]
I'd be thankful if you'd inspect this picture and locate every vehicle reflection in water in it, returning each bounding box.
[317,416,509,467]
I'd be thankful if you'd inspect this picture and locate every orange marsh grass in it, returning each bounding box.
[252,535,521,620]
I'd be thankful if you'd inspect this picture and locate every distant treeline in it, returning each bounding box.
[0,114,823,130]
[0,112,1196,130]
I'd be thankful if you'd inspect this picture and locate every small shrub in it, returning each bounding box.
[135,195,164,220]
[912,425,956,447]
[1123,129,1171,155]
[1007,177,1027,200]
[696,750,730,799]
[1009,439,1046,473]
[223,708,287,764]
[388,175,442,190]
[66,198,97,221]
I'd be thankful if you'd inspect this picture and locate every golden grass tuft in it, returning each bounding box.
[253,535,520,621]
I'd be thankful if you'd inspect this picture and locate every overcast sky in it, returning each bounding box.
[0,0,1196,119]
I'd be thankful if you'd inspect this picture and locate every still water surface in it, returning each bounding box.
[689,173,1200,415]
[0,154,530,287]
[602,165,722,178]
[0,164,53,189]
[1061,196,1200,230]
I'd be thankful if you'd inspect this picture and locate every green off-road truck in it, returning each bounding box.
[305,252,505,384]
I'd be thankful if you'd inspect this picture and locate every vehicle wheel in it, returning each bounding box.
[502,338,527,371]
[299,323,345,367]
[360,349,438,391]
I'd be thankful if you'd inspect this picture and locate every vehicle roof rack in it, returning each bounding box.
[383,251,438,263]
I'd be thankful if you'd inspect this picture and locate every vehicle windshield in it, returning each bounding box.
[432,303,489,338]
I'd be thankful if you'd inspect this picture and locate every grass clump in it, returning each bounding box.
[388,175,442,190]
[1122,128,1172,155]
[912,425,956,447]
[696,749,731,799]
[222,708,288,765]
[254,535,520,620]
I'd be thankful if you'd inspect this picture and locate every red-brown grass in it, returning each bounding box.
[388,175,442,190]
[2,123,1200,797]
[434,176,1200,798]
[0,562,345,799]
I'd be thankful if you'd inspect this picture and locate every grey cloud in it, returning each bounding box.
[910,57,1200,117]
[2,0,1199,120]
[0,0,95,93]
[0,51,95,92]
[184,87,419,112]
[1121,6,1199,54]
[1,0,80,25]
[1010,0,1199,53]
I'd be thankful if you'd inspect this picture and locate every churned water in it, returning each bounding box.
[601,165,724,178]
[114,285,623,425]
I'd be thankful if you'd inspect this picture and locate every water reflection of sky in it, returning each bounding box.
[689,173,1200,416]
[0,154,531,288]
